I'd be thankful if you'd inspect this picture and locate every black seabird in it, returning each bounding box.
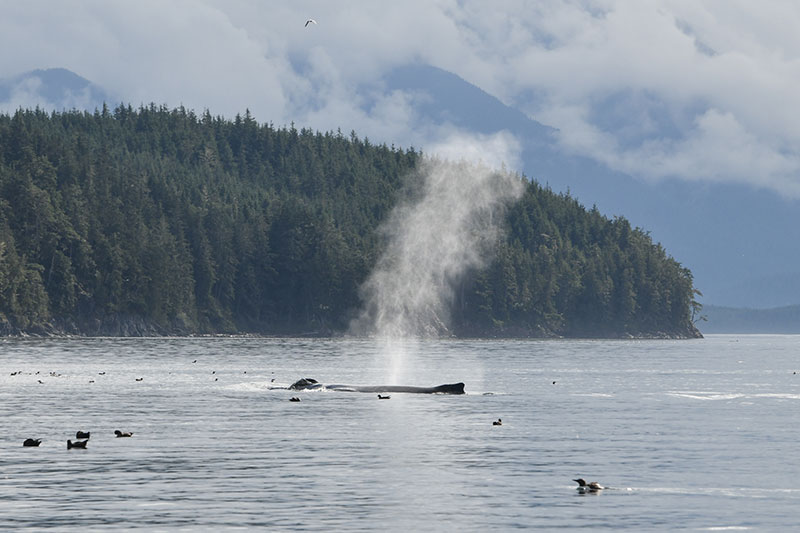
[574,478,604,492]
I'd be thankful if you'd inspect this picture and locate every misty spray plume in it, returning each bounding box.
[350,155,524,341]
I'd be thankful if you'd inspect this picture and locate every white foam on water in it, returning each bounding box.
[667,391,800,401]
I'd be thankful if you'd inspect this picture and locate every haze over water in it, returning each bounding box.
[2,335,799,530]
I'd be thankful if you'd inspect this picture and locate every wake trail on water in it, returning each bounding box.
[666,391,800,401]
[566,485,800,499]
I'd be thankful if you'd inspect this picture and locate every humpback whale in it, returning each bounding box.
[288,378,465,394]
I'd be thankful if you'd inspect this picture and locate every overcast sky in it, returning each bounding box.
[2,0,800,198]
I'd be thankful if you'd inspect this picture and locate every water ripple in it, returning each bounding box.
[2,335,800,530]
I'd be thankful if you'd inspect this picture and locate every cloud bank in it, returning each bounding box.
[2,1,800,197]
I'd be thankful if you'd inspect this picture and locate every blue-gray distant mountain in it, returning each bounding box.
[0,68,111,112]
[701,304,800,334]
[381,64,800,309]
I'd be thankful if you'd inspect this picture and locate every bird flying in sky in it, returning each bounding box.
[305,19,317,27]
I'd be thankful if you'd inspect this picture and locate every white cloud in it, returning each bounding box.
[2,76,45,111]
[2,1,800,197]
[466,1,800,198]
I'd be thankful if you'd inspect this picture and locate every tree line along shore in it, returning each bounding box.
[0,105,701,338]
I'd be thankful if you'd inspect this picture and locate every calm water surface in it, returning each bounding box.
[1,334,799,530]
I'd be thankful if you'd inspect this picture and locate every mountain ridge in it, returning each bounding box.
[381,64,800,309]
[701,304,800,334]
[0,68,111,112]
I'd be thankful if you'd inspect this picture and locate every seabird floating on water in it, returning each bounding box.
[574,478,604,492]
[23,438,41,447]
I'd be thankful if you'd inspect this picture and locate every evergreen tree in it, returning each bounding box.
[0,106,700,338]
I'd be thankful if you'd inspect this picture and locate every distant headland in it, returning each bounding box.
[0,106,701,339]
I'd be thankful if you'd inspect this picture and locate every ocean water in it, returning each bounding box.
[1,334,799,530]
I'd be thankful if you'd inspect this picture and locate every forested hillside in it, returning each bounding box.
[0,105,700,337]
